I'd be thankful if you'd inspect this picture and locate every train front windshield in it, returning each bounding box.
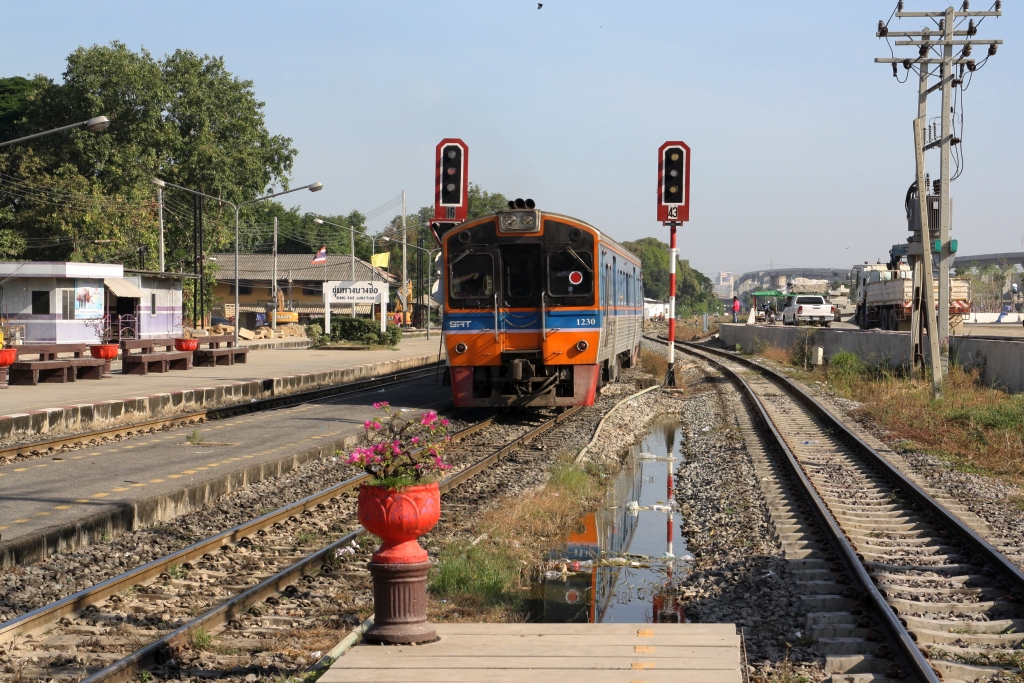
[548,251,594,297]
[450,254,494,299]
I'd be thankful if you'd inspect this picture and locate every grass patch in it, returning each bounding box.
[838,365,1024,481]
[185,429,204,445]
[428,455,608,621]
[754,344,1024,484]
[639,347,667,379]
[189,626,212,649]
[429,542,524,608]
[295,531,322,545]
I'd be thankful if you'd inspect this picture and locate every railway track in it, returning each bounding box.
[654,336,1024,683]
[0,363,444,466]
[0,406,581,683]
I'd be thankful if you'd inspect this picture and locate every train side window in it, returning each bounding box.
[548,251,594,297]
[450,254,494,299]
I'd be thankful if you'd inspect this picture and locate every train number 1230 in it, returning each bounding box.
[576,317,597,326]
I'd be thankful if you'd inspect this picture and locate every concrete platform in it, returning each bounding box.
[0,372,452,565]
[0,337,445,442]
[323,623,742,683]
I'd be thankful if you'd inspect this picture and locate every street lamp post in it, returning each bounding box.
[403,242,440,339]
[313,217,358,318]
[0,115,111,149]
[152,178,323,345]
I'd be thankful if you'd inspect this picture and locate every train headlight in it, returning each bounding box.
[576,340,588,352]
[502,214,519,230]
[455,342,468,354]
[520,213,536,228]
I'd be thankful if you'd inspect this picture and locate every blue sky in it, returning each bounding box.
[3,1,1021,276]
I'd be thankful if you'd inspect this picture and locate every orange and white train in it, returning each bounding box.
[439,202,643,408]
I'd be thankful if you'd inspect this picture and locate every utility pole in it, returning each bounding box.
[272,216,278,330]
[157,186,165,272]
[914,118,943,398]
[876,0,1003,380]
[401,190,407,327]
[908,47,929,375]
[350,219,356,319]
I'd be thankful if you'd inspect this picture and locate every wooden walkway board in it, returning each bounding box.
[322,622,742,683]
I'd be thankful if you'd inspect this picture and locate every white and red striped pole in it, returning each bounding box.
[667,222,677,386]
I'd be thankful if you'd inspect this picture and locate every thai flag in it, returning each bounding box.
[311,246,327,264]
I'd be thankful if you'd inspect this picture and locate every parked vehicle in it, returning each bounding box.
[781,295,834,326]
[853,263,971,331]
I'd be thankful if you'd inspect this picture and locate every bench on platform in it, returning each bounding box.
[193,334,249,367]
[9,344,107,385]
[121,338,194,375]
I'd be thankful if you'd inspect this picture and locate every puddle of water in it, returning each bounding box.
[531,418,692,623]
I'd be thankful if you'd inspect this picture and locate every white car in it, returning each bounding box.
[782,295,834,327]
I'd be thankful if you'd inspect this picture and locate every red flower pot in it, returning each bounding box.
[174,338,199,352]
[0,348,16,367]
[90,344,119,360]
[358,481,440,564]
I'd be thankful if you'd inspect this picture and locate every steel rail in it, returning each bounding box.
[0,412,495,646]
[0,363,443,462]
[78,407,581,683]
[671,337,1024,596]
[648,336,940,683]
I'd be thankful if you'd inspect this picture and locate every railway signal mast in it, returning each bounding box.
[874,1,1002,397]
[657,141,691,387]
[430,138,469,244]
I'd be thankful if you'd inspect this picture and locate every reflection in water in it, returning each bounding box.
[532,418,693,623]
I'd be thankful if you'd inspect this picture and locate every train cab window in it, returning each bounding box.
[450,254,494,300]
[499,245,541,306]
[548,251,594,297]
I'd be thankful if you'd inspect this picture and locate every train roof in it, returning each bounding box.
[452,210,641,264]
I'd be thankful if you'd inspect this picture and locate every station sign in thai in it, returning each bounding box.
[326,280,388,304]
[324,280,388,333]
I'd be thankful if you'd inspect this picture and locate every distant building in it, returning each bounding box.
[210,253,394,329]
[0,261,186,344]
[644,298,669,319]
[712,271,734,299]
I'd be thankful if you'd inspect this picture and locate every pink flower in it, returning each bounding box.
[373,401,390,409]
[440,418,450,427]
[411,436,420,445]
[372,421,382,430]
[363,420,373,429]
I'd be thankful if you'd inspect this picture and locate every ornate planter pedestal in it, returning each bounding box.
[90,343,119,377]
[357,481,440,645]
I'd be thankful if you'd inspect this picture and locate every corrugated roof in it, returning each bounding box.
[212,254,394,283]
[104,278,146,298]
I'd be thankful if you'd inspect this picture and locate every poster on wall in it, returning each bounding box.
[74,280,104,319]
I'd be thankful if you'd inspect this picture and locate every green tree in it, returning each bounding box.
[622,237,722,315]
[0,42,298,273]
[466,184,509,219]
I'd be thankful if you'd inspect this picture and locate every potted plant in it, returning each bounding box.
[346,402,451,644]
[175,327,198,352]
[85,316,118,376]
[0,324,17,389]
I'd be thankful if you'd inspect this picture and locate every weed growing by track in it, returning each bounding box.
[752,345,1024,483]
[427,454,608,621]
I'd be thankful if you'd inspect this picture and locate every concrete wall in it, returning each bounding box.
[718,323,1024,393]
[0,351,441,443]
[137,276,184,338]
